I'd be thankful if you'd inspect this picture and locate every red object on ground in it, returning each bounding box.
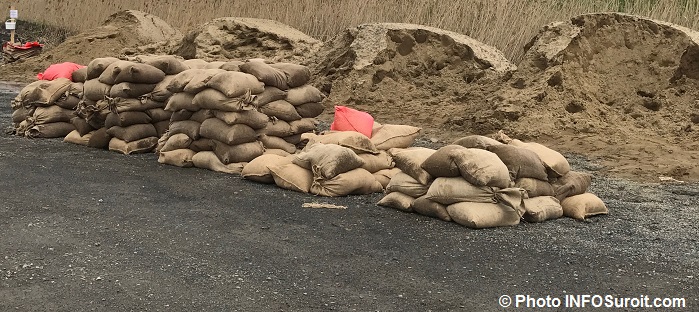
[330,105,375,138]
[37,62,86,81]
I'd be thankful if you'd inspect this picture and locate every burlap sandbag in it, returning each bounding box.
[295,102,325,118]
[25,122,74,138]
[146,108,172,123]
[110,98,164,113]
[182,59,209,69]
[87,128,111,149]
[205,61,227,69]
[220,61,244,71]
[170,109,194,122]
[63,130,92,146]
[108,136,159,155]
[25,78,72,106]
[109,82,157,98]
[256,120,293,137]
[561,193,608,220]
[448,148,512,189]
[283,134,303,145]
[447,202,521,229]
[31,106,75,124]
[190,109,215,123]
[99,61,166,85]
[522,196,563,223]
[259,135,297,154]
[11,106,31,124]
[83,79,112,101]
[71,67,88,83]
[206,71,265,97]
[190,138,214,152]
[303,131,379,154]
[452,135,502,149]
[377,192,415,212]
[239,61,289,90]
[242,154,294,184]
[154,120,169,138]
[184,68,227,94]
[55,95,81,110]
[264,149,292,157]
[370,125,421,150]
[104,111,152,128]
[293,143,365,179]
[373,167,402,188]
[386,171,431,198]
[212,140,265,164]
[269,163,314,193]
[168,120,201,140]
[193,88,254,112]
[487,144,548,181]
[259,100,302,122]
[251,86,287,107]
[192,151,246,174]
[552,171,592,201]
[214,110,269,129]
[420,145,467,178]
[158,149,196,168]
[425,177,526,210]
[107,123,158,143]
[285,85,324,105]
[167,69,223,93]
[388,147,436,185]
[200,118,257,146]
[165,93,196,112]
[311,168,383,197]
[150,75,176,102]
[509,139,571,178]
[87,57,120,79]
[358,151,394,173]
[515,178,555,198]
[85,108,110,130]
[412,196,451,222]
[289,118,317,134]
[269,63,311,88]
[161,133,193,153]
[139,55,188,75]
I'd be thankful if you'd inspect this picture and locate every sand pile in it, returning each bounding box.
[135,17,321,64]
[486,13,699,181]
[0,10,181,82]
[311,23,516,139]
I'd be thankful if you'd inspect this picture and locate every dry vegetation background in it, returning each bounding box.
[2,0,699,62]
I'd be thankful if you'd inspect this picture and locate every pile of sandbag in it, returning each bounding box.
[67,56,184,152]
[10,78,82,138]
[157,59,326,173]
[378,133,608,228]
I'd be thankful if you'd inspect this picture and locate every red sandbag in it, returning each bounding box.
[329,106,374,138]
[37,62,86,81]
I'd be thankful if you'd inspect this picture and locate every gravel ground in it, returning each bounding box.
[1,84,697,311]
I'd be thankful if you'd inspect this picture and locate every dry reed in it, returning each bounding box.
[2,0,699,63]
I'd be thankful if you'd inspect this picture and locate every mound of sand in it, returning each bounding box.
[145,17,321,63]
[486,13,699,181]
[311,23,515,137]
[0,10,181,82]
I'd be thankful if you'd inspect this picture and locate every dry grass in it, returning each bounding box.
[3,0,699,63]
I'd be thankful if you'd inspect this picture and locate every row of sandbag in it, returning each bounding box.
[377,133,608,229]
[155,59,328,172]
[237,124,423,196]
[10,78,82,138]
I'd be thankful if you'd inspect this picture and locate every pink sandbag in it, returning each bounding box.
[330,105,374,138]
[37,62,86,81]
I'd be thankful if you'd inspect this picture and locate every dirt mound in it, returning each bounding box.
[487,13,699,181]
[141,17,321,63]
[312,23,515,138]
[0,10,181,83]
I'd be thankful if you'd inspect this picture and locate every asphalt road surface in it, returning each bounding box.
[1,84,697,311]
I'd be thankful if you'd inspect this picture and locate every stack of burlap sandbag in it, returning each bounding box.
[240,121,423,197]
[10,78,82,138]
[68,56,184,152]
[157,59,326,173]
[378,133,608,228]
